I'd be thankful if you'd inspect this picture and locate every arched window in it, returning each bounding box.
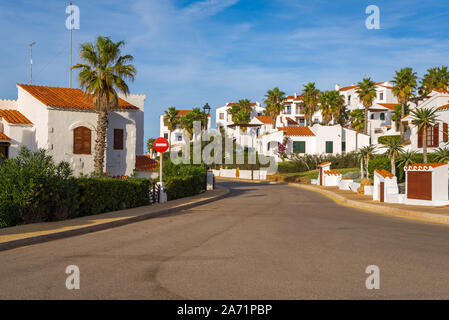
[73,126,92,155]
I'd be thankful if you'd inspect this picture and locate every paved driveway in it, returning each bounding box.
[1,180,449,299]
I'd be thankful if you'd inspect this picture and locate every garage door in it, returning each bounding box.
[407,171,432,200]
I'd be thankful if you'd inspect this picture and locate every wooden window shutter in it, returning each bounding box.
[444,123,448,142]
[73,127,92,155]
[114,129,124,150]
[418,127,423,148]
[433,123,439,147]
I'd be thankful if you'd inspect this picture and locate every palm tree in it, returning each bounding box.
[433,147,449,163]
[164,107,179,153]
[329,90,346,125]
[146,138,156,157]
[319,91,333,125]
[381,136,404,176]
[362,145,376,178]
[72,36,136,174]
[264,88,285,127]
[358,148,366,180]
[410,107,439,162]
[355,78,377,135]
[392,68,418,141]
[419,66,449,95]
[397,150,417,168]
[391,104,407,131]
[229,99,252,124]
[180,108,207,140]
[302,83,320,126]
[349,109,365,132]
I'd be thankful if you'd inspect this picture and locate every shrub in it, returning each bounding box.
[75,178,151,217]
[367,155,391,179]
[279,152,359,174]
[0,147,78,228]
[165,174,206,200]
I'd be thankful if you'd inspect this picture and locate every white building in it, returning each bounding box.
[0,84,153,177]
[215,102,264,134]
[160,109,212,150]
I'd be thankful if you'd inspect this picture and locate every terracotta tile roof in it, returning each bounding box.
[377,103,398,110]
[405,163,448,171]
[436,103,449,111]
[17,84,138,111]
[279,126,315,136]
[339,85,359,92]
[375,169,394,179]
[0,132,11,141]
[226,102,258,107]
[318,162,332,167]
[171,109,211,117]
[339,82,392,92]
[285,95,304,101]
[135,155,158,171]
[324,170,341,176]
[0,109,32,125]
[255,116,273,124]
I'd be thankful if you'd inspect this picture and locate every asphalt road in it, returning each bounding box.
[1,180,449,299]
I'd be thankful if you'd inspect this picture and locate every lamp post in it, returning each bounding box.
[203,103,211,131]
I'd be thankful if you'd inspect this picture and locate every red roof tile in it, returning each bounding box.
[0,109,32,125]
[437,103,449,111]
[170,109,211,117]
[318,162,332,167]
[255,116,273,124]
[375,169,394,179]
[279,126,315,136]
[324,170,341,176]
[405,163,448,170]
[135,155,158,171]
[17,84,138,111]
[377,103,398,110]
[0,132,11,141]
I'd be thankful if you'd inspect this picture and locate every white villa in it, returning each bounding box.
[0,84,156,177]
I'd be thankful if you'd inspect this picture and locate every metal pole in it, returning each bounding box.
[69,2,73,88]
[160,152,163,184]
[29,42,36,84]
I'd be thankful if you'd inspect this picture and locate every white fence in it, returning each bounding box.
[213,169,267,181]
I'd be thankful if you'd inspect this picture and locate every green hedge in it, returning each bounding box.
[165,174,206,201]
[278,152,359,174]
[75,178,151,217]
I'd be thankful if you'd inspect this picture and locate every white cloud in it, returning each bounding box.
[184,0,240,18]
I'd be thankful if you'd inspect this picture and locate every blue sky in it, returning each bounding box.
[0,0,448,148]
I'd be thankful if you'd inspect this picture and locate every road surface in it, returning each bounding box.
[1,180,449,299]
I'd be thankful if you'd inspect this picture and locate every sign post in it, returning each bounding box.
[153,137,170,203]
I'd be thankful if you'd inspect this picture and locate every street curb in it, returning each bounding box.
[290,183,449,226]
[0,187,231,252]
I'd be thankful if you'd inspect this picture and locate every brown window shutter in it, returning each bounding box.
[418,127,423,148]
[444,123,448,142]
[114,129,124,150]
[434,123,439,147]
[73,127,91,154]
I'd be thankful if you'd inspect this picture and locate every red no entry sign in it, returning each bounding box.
[154,137,170,153]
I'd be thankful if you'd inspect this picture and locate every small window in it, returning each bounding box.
[348,95,351,104]
[164,133,169,139]
[114,129,124,150]
[370,114,375,120]
[342,141,346,152]
[293,141,306,153]
[73,126,92,155]
[286,106,291,114]
[267,142,270,151]
[380,113,385,120]
[325,141,333,154]
[0,142,9,159]
[314,118,319,124]
[177,135,182,142]
[219,113,224,120]
[379,92,384,100]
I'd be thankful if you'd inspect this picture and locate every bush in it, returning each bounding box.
[0,147,78,228]
[75,178,151,217]
[165,174,206,200]
[367,155,391,179]
[278,152,359,174]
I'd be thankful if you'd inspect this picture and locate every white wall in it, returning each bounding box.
[1,122,36,157]
[118,93,146,155]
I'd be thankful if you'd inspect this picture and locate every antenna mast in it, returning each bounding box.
[29,42,36,84]
[69,1,73,88]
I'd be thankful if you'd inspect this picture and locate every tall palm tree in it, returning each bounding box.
[419,66,449,95]
[349,109,365,132]
[264,88,285,127]
[302,83,320,126]
[146,138,156,158]
[397,150,417,181]
[358,148,366,180]
[391,104,407,131]
[362,145,376,178]
[229,99,252,124]
[392,67,418,141]
[180,108,207,140]
[433,147,449,163]
[410,107,439,162]
[164,107,179,153]
[329,90,346,125]
[319,91,333,125]
[72,36,136,174]
[355,78,377,135]
[381,137,404,176]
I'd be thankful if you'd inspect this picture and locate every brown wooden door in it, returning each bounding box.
[407,171,432,200]
[380,182,384,202]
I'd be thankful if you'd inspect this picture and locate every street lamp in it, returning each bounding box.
[203,103,211,130]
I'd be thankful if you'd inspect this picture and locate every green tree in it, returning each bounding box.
[381,136,404,176]
[264,88,285,127]
[433,147,449,163]
[419,66,449,95]
[164,107,179,153]
[319,91,333,125]
[229,99,253,127]
[180,108,207,139]
[391,104,408,132]
[301,83,320,126]
[146,138,156,157]
[361,145,376,178]
[329,90,347,125]
[355,78,377,135]
[72,36,136,174]
[410,107,439,162]
[349,109,365,132]
[392,68,418,141]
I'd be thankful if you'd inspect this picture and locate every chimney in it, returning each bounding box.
[294,92,297,98]
[335,84,340,91]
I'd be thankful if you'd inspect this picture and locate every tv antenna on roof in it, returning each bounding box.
[29,42,36,84]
